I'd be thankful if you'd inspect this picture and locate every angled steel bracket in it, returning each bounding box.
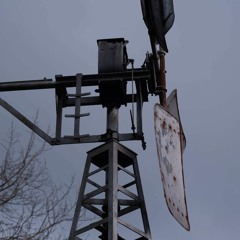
[0,97,53,144]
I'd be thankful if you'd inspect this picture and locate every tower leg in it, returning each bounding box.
[69,140,152,240]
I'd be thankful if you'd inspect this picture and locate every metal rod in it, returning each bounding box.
[0,79,53,91]
[130,60,135,130]
[0,69,150,92]
[159,49,167,107]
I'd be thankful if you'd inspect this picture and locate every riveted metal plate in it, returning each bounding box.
[154,103,190,230]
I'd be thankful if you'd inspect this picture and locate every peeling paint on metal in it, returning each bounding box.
[154,103,190,231]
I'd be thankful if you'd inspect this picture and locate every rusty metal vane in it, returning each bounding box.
[154,90,190,231]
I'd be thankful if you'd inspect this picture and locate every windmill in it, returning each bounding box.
[0,0,190,239]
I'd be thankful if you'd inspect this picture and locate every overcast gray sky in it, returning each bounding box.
[1,0,240,239]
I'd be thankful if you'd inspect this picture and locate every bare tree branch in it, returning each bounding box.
[0,123,76,239]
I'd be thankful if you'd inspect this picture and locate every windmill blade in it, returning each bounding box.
[161,0,175,34]
[166,89,186,152]
[141,0,167,51]
[154,103,190,231]
[140,0,175,52]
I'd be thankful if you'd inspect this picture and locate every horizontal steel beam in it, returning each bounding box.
[64,94,144,107]
[0,69,150,92]
[51,132,144,145]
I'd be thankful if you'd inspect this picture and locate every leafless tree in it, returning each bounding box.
[0,123,79,239]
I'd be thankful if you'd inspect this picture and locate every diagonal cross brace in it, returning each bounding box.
[0,97,53,144]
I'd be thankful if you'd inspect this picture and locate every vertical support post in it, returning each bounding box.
[55,94,63,142]
[55,75,66,142]
[74,74,83,137]
[106,107,119,133]
[107,144,119,240]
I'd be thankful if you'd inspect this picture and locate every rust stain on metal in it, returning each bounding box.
[154,102,190,231]
[162,120,166,129]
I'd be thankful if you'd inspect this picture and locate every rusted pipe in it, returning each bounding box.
[159,50,167,107]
